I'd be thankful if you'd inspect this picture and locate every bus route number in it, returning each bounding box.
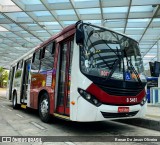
[126,98,137,103]
[100,70,109,76]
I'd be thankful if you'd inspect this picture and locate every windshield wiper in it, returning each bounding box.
[107,47,142,84]
[107,32,142,84]
[85,29,113,70]
[127,59,142,84]
[83,25,142,84]
[106,58,121,80]
[106,46,125,80]
[123,49,142,84]
[85,28,123,80]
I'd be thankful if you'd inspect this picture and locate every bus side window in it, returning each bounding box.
[31,50,41,73]
[15,60,23,78]
[40,42,55,72]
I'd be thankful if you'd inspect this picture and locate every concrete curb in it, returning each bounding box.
[114,118,160,131]
[146,114,160,119]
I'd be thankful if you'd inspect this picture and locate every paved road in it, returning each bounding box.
[0,96,160,145]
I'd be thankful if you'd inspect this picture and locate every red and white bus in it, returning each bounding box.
[7,21,147,122]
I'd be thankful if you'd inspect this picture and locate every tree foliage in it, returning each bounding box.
[0,67,9,88]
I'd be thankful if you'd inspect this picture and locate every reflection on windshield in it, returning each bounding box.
[80,24,146,82]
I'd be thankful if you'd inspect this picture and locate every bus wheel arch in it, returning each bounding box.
[38,90,51,123]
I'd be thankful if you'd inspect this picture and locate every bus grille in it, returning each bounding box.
[98,85,142,96]
[101,111,138,118]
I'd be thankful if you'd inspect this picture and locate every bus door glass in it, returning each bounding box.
[8,66,15,100]
[21,59,31,103]
[56,38,73,116]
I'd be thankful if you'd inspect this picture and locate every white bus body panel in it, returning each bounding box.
[12,77,22,104]
[70,39,92,121]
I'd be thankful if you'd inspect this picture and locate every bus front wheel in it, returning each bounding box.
[39,93,51,123]
[12,92,18,109]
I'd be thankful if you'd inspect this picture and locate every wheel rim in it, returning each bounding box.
[40,98,48,117]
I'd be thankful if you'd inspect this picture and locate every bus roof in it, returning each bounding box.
[10,24,75,67]
[36,24,75,50]
[10,21,137,67]
[36,21,138,51]
[82,22,138,43]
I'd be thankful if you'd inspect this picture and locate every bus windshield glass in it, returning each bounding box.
[80,24,146,82]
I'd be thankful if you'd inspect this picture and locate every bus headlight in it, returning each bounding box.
[86,94,91,100]
[78,88,101,107]
[140,96,147,106]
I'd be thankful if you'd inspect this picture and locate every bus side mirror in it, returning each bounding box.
[76,28,84,45]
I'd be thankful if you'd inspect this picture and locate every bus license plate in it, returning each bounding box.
[118,107,129,113]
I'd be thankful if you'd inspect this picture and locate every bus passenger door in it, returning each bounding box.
[56,38,73,116]
[21,59,31,105]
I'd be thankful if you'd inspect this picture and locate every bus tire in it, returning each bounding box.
[12,92,19,109]
[39,93,51,123]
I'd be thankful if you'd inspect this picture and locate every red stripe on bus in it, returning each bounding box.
[86,83,145,105]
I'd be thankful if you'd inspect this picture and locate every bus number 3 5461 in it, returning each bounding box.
[126,98,137,103]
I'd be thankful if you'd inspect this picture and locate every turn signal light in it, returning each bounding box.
[71,101,75,105]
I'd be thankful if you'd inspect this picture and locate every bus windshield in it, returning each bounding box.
[79,24,146,83]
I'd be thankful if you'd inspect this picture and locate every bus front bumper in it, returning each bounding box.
[76,97,147,122]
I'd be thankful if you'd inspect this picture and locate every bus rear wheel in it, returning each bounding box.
[12,92,18,109]
[39,93,51,123]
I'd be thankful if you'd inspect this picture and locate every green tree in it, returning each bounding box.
[0,67,9,88]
